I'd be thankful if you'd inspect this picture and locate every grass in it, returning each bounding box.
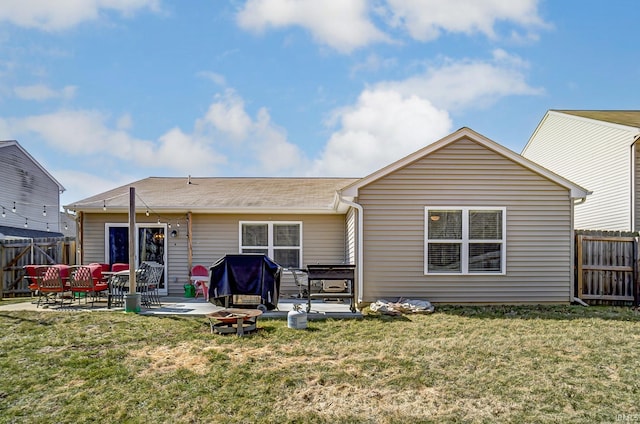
[1,305,640,423]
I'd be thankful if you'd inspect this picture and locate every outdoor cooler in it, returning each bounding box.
[208,254,281,310]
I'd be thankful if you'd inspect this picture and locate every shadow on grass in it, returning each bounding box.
[434,304,640,322]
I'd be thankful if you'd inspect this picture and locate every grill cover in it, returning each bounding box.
[208,254,281,310]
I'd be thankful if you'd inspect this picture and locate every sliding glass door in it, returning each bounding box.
[105,223,167,295]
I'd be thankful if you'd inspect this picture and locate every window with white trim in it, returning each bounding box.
[239,221,302,268]
[425,207,506,274]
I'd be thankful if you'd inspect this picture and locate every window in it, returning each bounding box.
[425,207,505,274]
[240,221,302,268]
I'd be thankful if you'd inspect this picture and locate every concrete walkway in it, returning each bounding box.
[0,296,363,319]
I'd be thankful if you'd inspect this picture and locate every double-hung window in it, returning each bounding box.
[239,221,302,268]
[425,207,506,274]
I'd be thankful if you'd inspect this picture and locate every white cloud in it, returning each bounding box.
[376,50,543,112]
[197,71,227,87]
[196,90,253,141]
[57,169,133,207]
[236,0,390,53]
[196,89,309,175]
[384,0,545,41]
[14,83,76,101]
[0,0,161,31]
[311,89,452,176]
[236,0,547,52]
[1,109,223,173]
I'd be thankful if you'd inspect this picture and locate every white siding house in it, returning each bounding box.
[522,110,640,231]
[0,140,66,238]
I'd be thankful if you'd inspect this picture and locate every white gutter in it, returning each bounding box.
[338,194,364,304]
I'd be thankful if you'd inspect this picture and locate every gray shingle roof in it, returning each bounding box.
[555,110,640,129]
[67,177,359,213]
[0,225,64,239]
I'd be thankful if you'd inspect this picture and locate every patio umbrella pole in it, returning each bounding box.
[124,186,141,313]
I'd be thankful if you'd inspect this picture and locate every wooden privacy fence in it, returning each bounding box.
[576,231,639,305]
[0,237,76,298]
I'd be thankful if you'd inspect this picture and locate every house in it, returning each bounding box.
[522,110,640,231]
[67,128,590,305]
[0,140,67,238]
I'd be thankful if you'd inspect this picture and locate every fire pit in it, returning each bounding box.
[207,308,263,336]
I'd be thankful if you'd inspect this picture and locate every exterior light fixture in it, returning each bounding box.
[43,205,47,217]
[1,207,5,218]
[146,209,150,216]
[24,218,28,228]
[103,200,107,211]
[12,202,16,213]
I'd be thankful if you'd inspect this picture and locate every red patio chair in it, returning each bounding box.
[69,265,108,307]
[111,263,129,272]
[36,266,71,307]
[192,265,209,301]
[24,265,41,297]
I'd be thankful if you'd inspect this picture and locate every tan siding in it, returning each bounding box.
[523,113,633,231]
[81,212,347,296]
[358,137,573,304]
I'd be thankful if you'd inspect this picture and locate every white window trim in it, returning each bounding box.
[424,207,506,275]
[239,221,303,267]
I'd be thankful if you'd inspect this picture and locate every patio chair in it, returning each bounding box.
[107,270,129,309]
[111,263,129,272]
[36,266,71,307]
[138,262,163,307]
[289,268,310,298]
[69,265,108,307]
[23,265,41,300]
[191,264,209,300]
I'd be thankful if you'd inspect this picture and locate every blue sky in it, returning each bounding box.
[0,0,638,208]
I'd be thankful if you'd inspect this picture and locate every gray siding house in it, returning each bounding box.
[0,140,66,238]
[68,128,589,305]
[522,110,640,231]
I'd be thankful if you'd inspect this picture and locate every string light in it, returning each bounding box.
[46,223,50,232]
[24,218,28,228]
[12,202,16,213]
[1,207,5,218]
[42,205,47,217]
[103,200,107,211]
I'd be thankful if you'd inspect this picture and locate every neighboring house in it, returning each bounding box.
[67,128,590,304]
[0,140,66,239]
[522,110,640,231]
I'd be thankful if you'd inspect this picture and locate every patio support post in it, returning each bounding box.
[125,186,141,313]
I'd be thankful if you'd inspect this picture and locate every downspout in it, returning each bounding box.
[338,194,364,304]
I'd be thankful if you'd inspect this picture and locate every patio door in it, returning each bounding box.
[105,223,168,295]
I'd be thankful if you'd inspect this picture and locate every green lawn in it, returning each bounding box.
[1,305,639,423]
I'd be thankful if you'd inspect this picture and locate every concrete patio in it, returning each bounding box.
[0,296,363,319]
